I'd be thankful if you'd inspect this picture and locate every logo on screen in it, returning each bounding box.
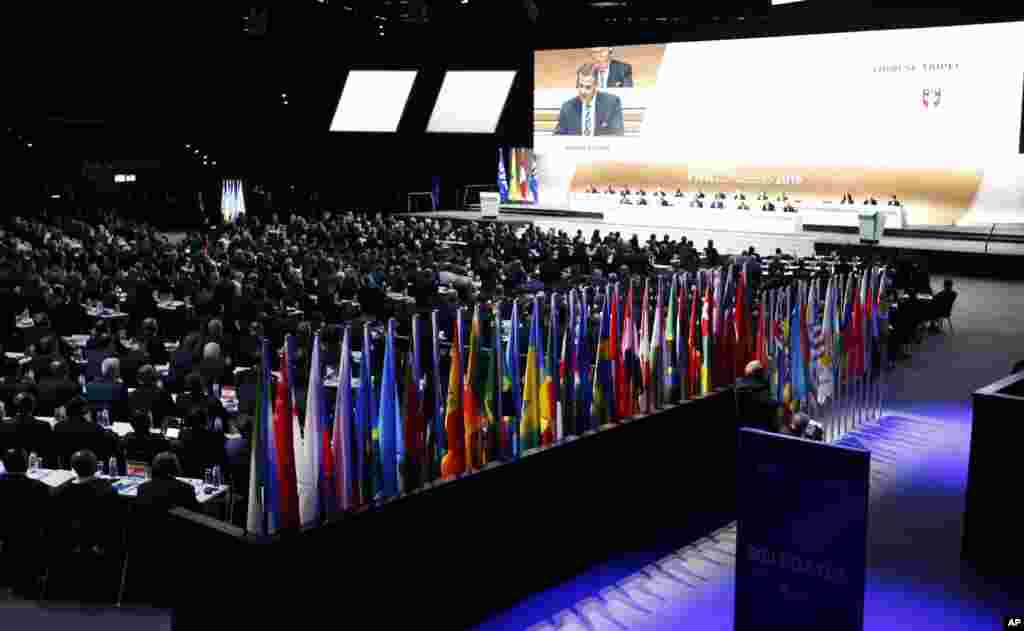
[923,88,942,109]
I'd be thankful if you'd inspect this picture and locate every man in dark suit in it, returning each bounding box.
[735,361,779,433]
[86,357,130,422]
[674,189,684,197]
[53,396,119,469]
[888,195,901,207]
[0,393,53,466]
[34,360,80,417]
[0,448,51,597]
[127,365,177,425]
[588,47,634,88]
[50,450,121,601]
[136,452,200,514]
[553,63,625,137]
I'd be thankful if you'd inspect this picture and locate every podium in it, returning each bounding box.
[479,192,500,218]
[858,211,886,244]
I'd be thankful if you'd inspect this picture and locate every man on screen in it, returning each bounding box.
[589,47,634,88]
[553,64,625,137]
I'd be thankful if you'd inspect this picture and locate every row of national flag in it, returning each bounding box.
[247,267,888,533]
[498,147,540,204]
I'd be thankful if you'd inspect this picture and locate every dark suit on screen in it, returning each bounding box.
[596,60,634,88]
[553,92,625,136]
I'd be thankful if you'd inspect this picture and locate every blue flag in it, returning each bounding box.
[431,176,441,211]
[378,319,403,499]
[497,148,510,203]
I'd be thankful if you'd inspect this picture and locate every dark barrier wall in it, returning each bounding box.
[165,388,739,631]
[963,372,1024,576]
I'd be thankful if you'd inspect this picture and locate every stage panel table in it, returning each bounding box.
[601,200,803,235]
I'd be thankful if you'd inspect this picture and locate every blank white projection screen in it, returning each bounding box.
[329,70,418,132]
[427,71,517,133]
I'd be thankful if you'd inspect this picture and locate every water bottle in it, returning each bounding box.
[79,374,87,394]
[213,465,222,487]
[108,456,119,478]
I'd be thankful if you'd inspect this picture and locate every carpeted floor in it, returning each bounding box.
[473,275,1024,630]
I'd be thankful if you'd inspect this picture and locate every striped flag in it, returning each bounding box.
[518,148,530,200]
[484,303,502,464]
[701,285,712,395]
[442,309,466,478]
[430,310,444,480]
[619,281,637,418]
[332,326,354,512]
[542,294,558,444]
[508,149,521,202]
[402,315,425,491]
[273,339,300,529]
[575,288,592,432]
[246,339,273,535]
[817,276,835,405]
[378,319,404,498]
[297,334,324,527]
[638,278,652,412]
[609,282,623,419]
[504,300,522,457]
[665,275,679,403]
[560,291,577,436]
[355,325,374,503]
[463,305,484,471]
[528,149,540,204]
[591,285,613,427]
[497,148,509,202]
[520,297,543,451]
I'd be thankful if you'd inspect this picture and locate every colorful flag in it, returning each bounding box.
[542,294,559,444]
[688,284,700,399]
[332,326,354,512]
[518,148,530,200]
[430,310,444,480]
[442,309,466,477]
[508,148,521,202]
[274,339,300,529]
[591,285,613,426]
[296,334,323,527]
[378,319,404,498]
[817,276,835,404]
[665,275,679,403]
[497,148,510,203]
[651,277,664,409]
[520,297,543,451]
[560,291,577,436]
[609,282,623,419]
[528,150,540,204]
[575,288,592,431]
[483,304,502,464]
[701,285,712,395]
[354,325,373,503]
[463,305,484,471]
[246,339,273,535]
[503,300,522,457]
[638,278,651,412]
[402,315,425,491]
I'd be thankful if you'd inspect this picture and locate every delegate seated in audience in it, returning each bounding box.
[35,359,80,417]
[704,240,720,267]
[126,364,176,425]
[0,448,51,598]
[121,409,170,467]
[138,317,169,366]
[52,450,121,562]
[135,452,200,514]
[53,396,119,468]
[86,357,129,422]
[172,407,226,479]
[0,392,53,467]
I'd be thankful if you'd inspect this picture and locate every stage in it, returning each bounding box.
[409,209,1024,278]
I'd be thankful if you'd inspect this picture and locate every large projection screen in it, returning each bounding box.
[329,70,418,133]
[533,23,1024,226]
[427,71,517,133]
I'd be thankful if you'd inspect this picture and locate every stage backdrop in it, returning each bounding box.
[533,22,1024,226]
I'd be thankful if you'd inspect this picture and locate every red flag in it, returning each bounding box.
[609,283,623,422]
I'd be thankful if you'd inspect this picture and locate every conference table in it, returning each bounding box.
[0,464,228,504]
[571,193,906,231]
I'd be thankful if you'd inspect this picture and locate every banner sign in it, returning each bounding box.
[735,428,870,631]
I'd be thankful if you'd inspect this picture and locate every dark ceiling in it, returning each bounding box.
[5,2,1022,187]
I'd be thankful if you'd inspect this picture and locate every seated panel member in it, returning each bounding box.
[553,64,625,137]
[589,46,634,88]
[762,201,776,212]
[674,188,685,197]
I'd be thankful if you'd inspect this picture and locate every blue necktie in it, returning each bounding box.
[584,105,592,136]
